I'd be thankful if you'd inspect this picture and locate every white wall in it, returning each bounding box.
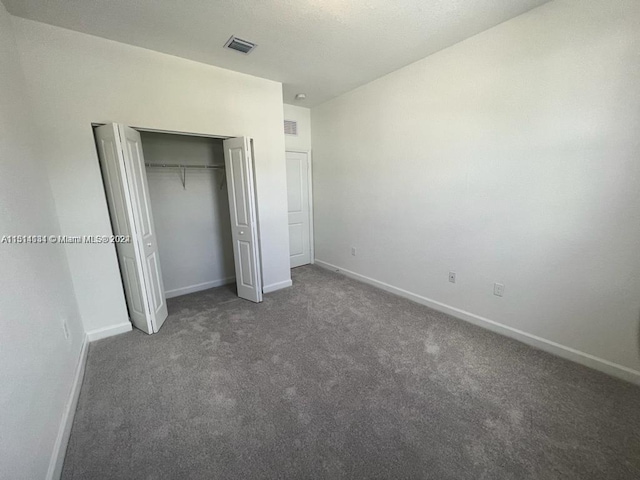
[0,2,85,478]
[311,0,640,379]
[12,18,292,335]
[141,132,235,297]
[283,104,312,152]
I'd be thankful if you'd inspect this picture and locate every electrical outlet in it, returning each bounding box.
[62,319,70,341]
[351,247,357,256]
[449,271,456,283]
[494,283,505,297]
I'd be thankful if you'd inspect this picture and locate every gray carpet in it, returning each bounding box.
[62,265,640,479]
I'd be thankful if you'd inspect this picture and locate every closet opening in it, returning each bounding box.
[141,131,235,299]
[93,123,263,335]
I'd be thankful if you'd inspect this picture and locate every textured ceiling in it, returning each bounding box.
[5,0,549,106]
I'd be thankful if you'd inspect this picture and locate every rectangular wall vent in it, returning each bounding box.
[284,120,298,136]
[224,36,256,54]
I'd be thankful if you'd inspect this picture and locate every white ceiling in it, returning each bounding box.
[5,0,549,107]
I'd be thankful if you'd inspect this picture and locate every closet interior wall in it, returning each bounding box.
[141,132,235,298]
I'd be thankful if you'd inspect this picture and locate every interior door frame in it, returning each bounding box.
[92,122,266,317]
[92,123,230,140]
[285,149,314,265]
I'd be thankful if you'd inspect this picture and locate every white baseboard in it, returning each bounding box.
[314,259,640,386]
[263,279,293,294]
[46,334,89,480]
[165,277,236,299]
[86,321,132,342]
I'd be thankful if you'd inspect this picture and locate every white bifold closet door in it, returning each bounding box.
[95,123,168,334]
[223,137,263,303]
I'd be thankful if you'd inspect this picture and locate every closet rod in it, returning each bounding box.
[144,163,225,169]
[144,163,226,190]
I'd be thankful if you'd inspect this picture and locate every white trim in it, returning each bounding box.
[92,122,230,140]
[46,334,89,480]
[307,150,315,265]
[314,259,640,386]
[86,322,132,342]
[165,277,236,298]
[285,149,314,265]
[263,279,293,294]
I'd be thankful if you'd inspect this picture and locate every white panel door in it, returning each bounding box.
[118,125,168,331]
[223,137,263,303]
[94,124,168,333]
[286,151,311,268]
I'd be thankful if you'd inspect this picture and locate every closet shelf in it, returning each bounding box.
[145,163,226,190]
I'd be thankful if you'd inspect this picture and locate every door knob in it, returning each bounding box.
[239,231,245,235]
[147,243,152,247]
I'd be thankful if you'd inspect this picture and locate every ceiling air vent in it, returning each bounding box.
[224,36,256,54]
[284,120,298,136]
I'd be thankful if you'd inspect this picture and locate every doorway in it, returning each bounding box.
[140,131,234,299]
[93,123,263,334]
